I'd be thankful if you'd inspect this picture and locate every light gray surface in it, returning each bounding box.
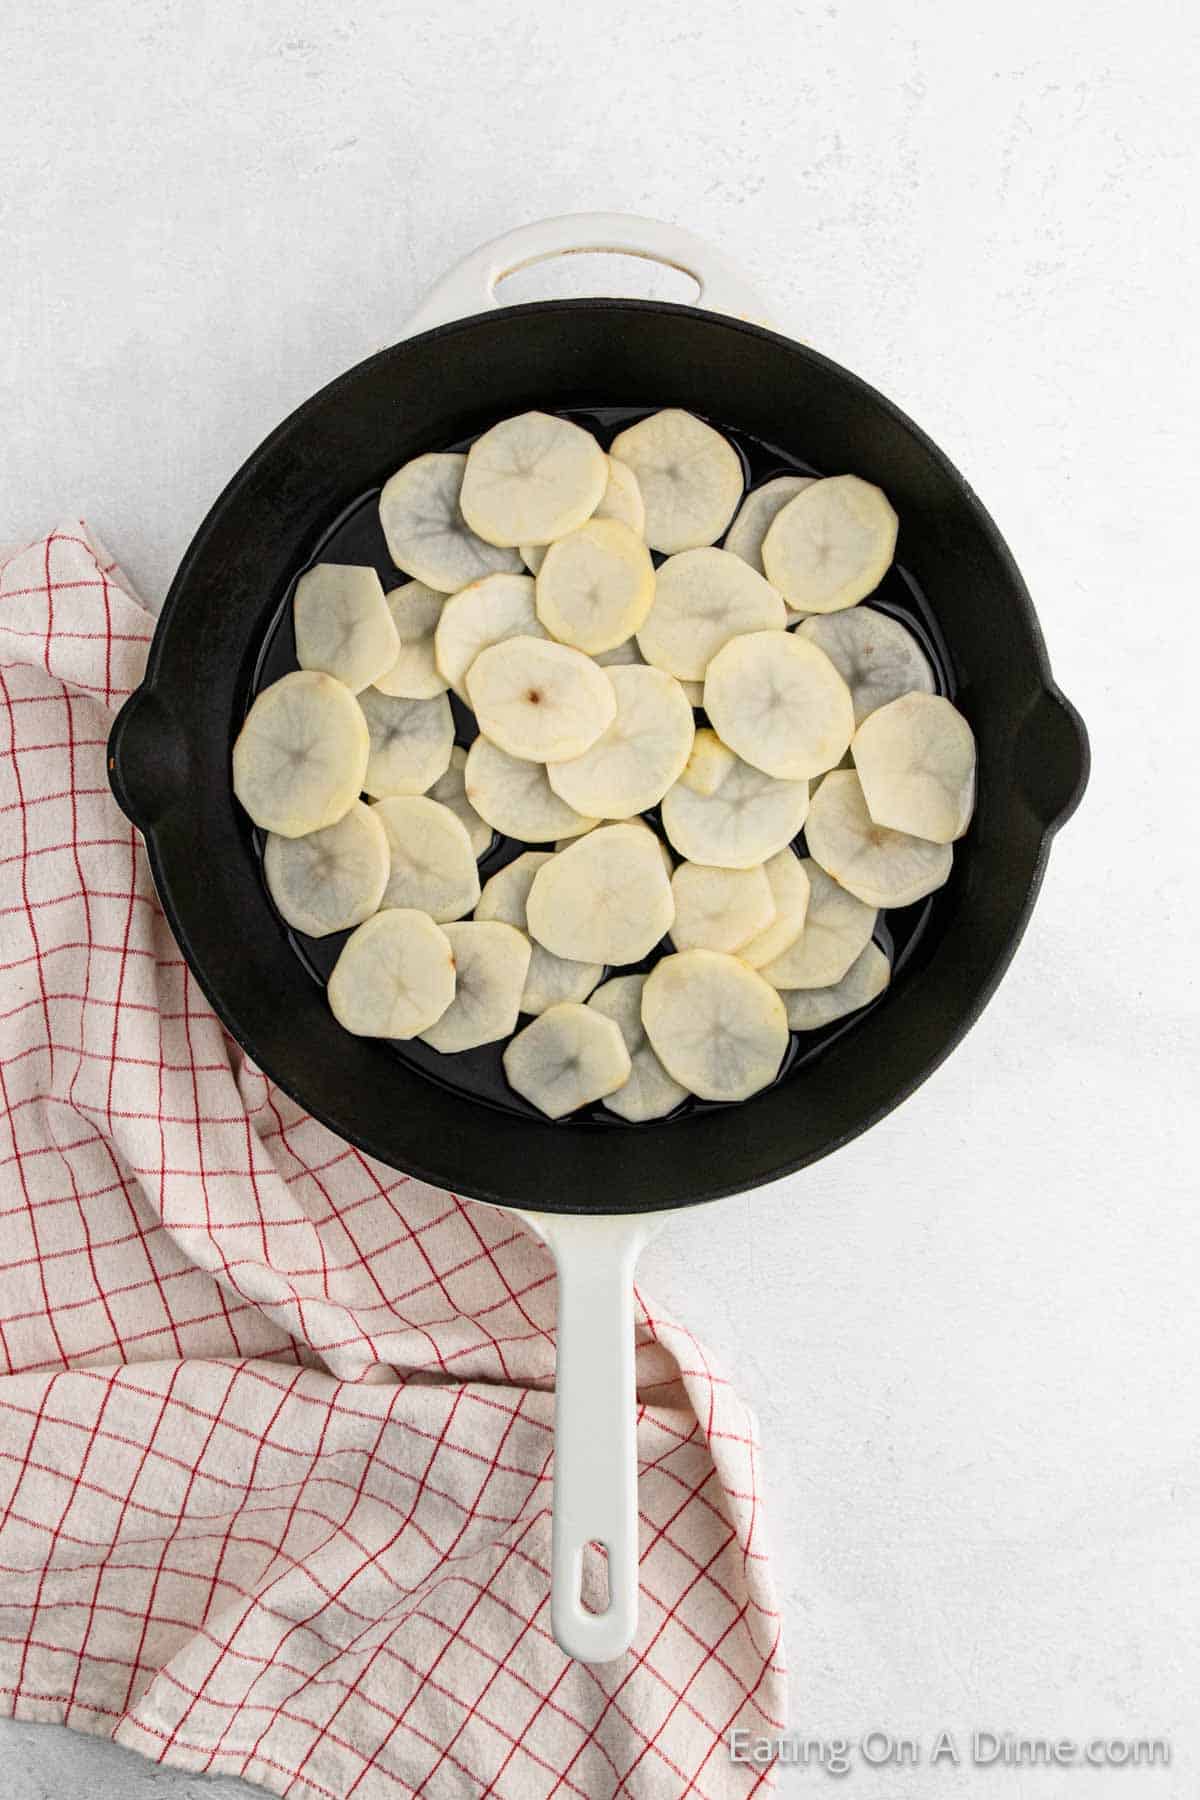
[2,0,1198,1796]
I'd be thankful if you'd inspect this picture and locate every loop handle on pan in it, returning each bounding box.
[401,212,772,336]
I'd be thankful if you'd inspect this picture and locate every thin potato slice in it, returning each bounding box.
[805,769,953,908]
[669,862,775,954]
[762,474,898,614]
[293,563,400,694]
[420,921,532,1053]
[758,860,876,990]
[526,823,674,965]
[799,607,935,725]
[588,974,689,1122]
[609,410,743,554]
[476,852,603,1014]
[521,455,645,574]
[738,850,811,969]
[460,412,607,548]
[681,728,737,797]
[263,801,389,938]
[503,1002,631,1118]
[434,573,547,702]
[723,476,818,581]
[535,519,655,654]
[554,820,674,876]
[637,548,786,681]
[233,671,368,838]
[661,752,808,870]
[466,636,616,763]
[641,950,788,1103]
[464,738,597,843]
[852,692,976,843]
[546,666,695,819]
[428,746,492,857]
[785,941,891,1030]
[358,687,454,797]
[375,582,449,700]
[703,630,854,780]
[372,795,480,921]
[379,453,523,591]
[327,908,456,1039]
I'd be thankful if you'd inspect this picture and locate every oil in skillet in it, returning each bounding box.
[249,405,956,1128]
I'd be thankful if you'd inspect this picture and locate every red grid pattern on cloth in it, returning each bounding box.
[0,528,786,1799]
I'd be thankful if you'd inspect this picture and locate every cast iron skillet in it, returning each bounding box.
[107,215,1089,1661]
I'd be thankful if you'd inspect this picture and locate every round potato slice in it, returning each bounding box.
[641,950,788,1103]
[669,861,775,954]
[805,769,953,908]
[233,671,368,838]
[503,1002,632,1119]
[704,630,854,780]
[460,412,607,548]
[546,666,695,819]
[427,746,492,858]
[466,636,616,764]
[375,581,449,700]
[762,474,898,614]
[535,518,656,654]
[263,801,389,939]
[799,607,936,725]
[464,738,597,843]
[358,687,454,798]
[738,849,811,970]
[293,563,400,694]
[661,752,808,870]
[852,692,976,844]
[594,636,645,668]
[526,824,675,965]
[637,548,786,681]
[372,795,480,921]
[609,410,744,554]
[759,860,877,990]
[379,453,523,592]
[588,974,689,1122]
[785,941,891,1031]
[680,727,738,798]
[434,572,547,702]
[419,921,532,1053]
[723,475,818,582]
[476,852,603,1014]
[327,908,456,1039]
[521,455,645,575]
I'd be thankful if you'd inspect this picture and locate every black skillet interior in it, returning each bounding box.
[108,301,1089,1214]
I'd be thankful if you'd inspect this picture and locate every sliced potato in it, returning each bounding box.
[594,637,645,668]
[526,823,675,964]
[504,1002,632,1118]
[758,859,876,990]
[358,687,454,797]
[762,474,898,614]
[805,769,953,908]
[375,581,449,700]
[476,852,603,1014]
[427,746,492,857]
[434,572,547,702]
[233,670,368,838]
[293,563,400,694]
[723,475,818,581]
[588,974,689,1122]
[263,801,389,938]
[785,941,891,1030]
[372,795,480,921]
[737,850,811,969]
[535,519,655,654]
[799,607,935,725]
[419,921,532,1053]
[852,692,976,843]
[669,861,775,954]
[637,548,786,681]
[609,410,743,554]
[521,455,645,574]
[680,727,737,797]
[466,636,616,764]
[327,907,456,1038]
[703,629,854,780]
[464,737,597,843]
[661,751,808,870]
[641,950,788,1103]
[555,820,673,875]
[379,452,523,591]
[546,666,695,819]
[460,411,607,547]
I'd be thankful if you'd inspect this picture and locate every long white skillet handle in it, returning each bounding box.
[401,211,772,337]
[516,1207,673,1662]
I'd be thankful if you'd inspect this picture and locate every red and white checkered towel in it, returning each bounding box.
[0,526,785,1799]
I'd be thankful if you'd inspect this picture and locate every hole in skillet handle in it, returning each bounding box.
[107,685,190,832]
[1014,683,1091,833]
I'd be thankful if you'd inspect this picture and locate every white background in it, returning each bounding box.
[3,1,1199,1795]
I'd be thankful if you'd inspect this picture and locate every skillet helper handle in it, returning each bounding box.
[402,212,771,336]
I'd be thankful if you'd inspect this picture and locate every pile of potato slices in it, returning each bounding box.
[232,408,976,1121]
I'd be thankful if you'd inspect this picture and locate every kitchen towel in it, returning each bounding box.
[0,526,786,1799]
